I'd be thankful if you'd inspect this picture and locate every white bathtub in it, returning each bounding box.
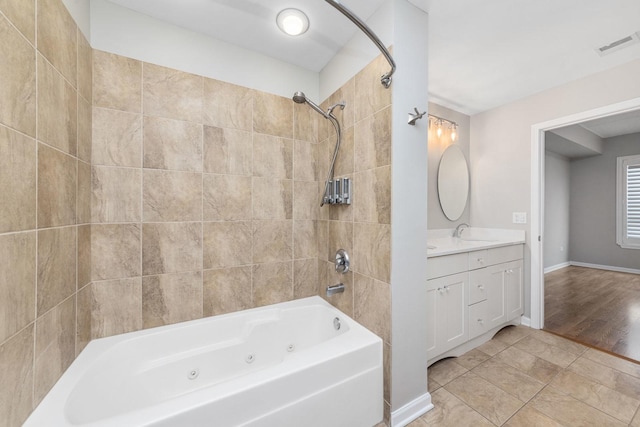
[25,296,383,427]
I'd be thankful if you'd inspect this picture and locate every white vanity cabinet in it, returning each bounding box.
[427,244,524,365]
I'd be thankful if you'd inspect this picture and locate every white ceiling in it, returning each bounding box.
[579,110,640,138]
[108,0,640,116]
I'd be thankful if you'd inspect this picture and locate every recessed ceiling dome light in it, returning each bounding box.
[276,8,309,36]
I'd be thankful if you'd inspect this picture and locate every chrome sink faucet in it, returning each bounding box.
[453,223,469,238]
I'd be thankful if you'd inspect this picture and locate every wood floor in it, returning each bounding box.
[544,266,640,363]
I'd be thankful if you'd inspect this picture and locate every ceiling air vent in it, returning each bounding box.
[595,32,640,56]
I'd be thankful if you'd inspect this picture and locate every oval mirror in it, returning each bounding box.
[437,145,469,221]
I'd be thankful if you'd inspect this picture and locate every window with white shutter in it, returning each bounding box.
[617,154,640,249]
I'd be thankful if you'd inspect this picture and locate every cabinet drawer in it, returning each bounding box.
[468,269,487,305]
[427,253,468,280]
[468,300,490,339]
[468,250,488,270]
[486,245,523,266]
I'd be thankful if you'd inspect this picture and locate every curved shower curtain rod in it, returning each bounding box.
[325,0,396,88]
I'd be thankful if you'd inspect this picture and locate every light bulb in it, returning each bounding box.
[451,125,457,141]
[436,121,443,137]
[276,9,309,36]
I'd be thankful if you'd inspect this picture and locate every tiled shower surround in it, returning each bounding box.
[0,0,392,425]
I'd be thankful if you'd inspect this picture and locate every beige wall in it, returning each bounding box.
[0,0,92,425]
[428,102,471,229]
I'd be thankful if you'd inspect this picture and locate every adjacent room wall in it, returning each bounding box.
[0,0,92,424]
[428,102,470,230]
[470,58,640,318]
[569,132,640,271]
[544,151,570,271]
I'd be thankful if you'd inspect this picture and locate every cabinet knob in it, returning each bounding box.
[477,257,484,264]
[477,284,484,291]
[506,269,514,274]
[477,318,484,325]
[444,285,450,292]
[437,287,443,293]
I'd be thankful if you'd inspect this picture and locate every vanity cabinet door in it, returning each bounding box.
[426,273,468,360]
[485,264,507,329]
[505,260,524,321]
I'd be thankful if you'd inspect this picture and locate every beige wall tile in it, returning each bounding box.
[253,92,293,138]
[203,267,252,316]
[318,260,353,316]
[0,232,35,344]
[293,258,318,299]
[0,126,36,233]
[142,222,202,275]
[37,0,77,86]
[354,166,391,224]
[143,63,203,123]
[37,54,77,156]
[75,283,91,355]
[328,77,355,129]
[37,226,76,315]
[354,53,392,123]
[293,101,318,143]
[203,221,251,269]
[294,220,318,260]
[203,174,252,221]
[354,106,391,171]
[253,261,293,307]
[203,78,252,131]
[293,180,319,220]
[90,277,142,339]
[143,116,203,171]
[92,107,142,167]
[0,0,35,43]
[293,140,316,182]
[354,273,390,343]
[77,224,91,288]
[77,95,91,163]
[253,177,292,220]
[77,29,92,103]
[91,166,141,223]
[203,126,252,175]
[93,50,141,112]
[0,324,33,427]
[353,222,390,282]
[328,221,353,262]
[384,343,391,404]
[76,160,91,224]
[34,296,75,404]
[91,224,141,280]
[333,125,354,177]
[38,143,76,227]
[253,133,293,179]
[316,220,329,264]
[0,14,36,136]
[142,272,203,328]
[143,170,202,222]
[253,220,293,264]
[315,139,330,183]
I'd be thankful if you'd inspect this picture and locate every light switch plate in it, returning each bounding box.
[512,212,527,224]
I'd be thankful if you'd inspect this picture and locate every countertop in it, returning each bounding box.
[427,228,526,258]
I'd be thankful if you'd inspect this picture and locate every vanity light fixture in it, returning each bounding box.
[429,114,458,142]
[276,8,309,36]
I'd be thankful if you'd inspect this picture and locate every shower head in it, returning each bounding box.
[292,91,307,104]
[291,91,329,119]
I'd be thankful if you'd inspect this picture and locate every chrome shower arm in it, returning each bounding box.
[325,0,396,88]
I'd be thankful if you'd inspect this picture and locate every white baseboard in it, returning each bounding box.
[390,393,433,427]
[544,262,570,274]
[521,316,532,327]
[570,261,640,275]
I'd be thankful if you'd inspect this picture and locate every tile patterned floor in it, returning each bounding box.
[404,325,640,426]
